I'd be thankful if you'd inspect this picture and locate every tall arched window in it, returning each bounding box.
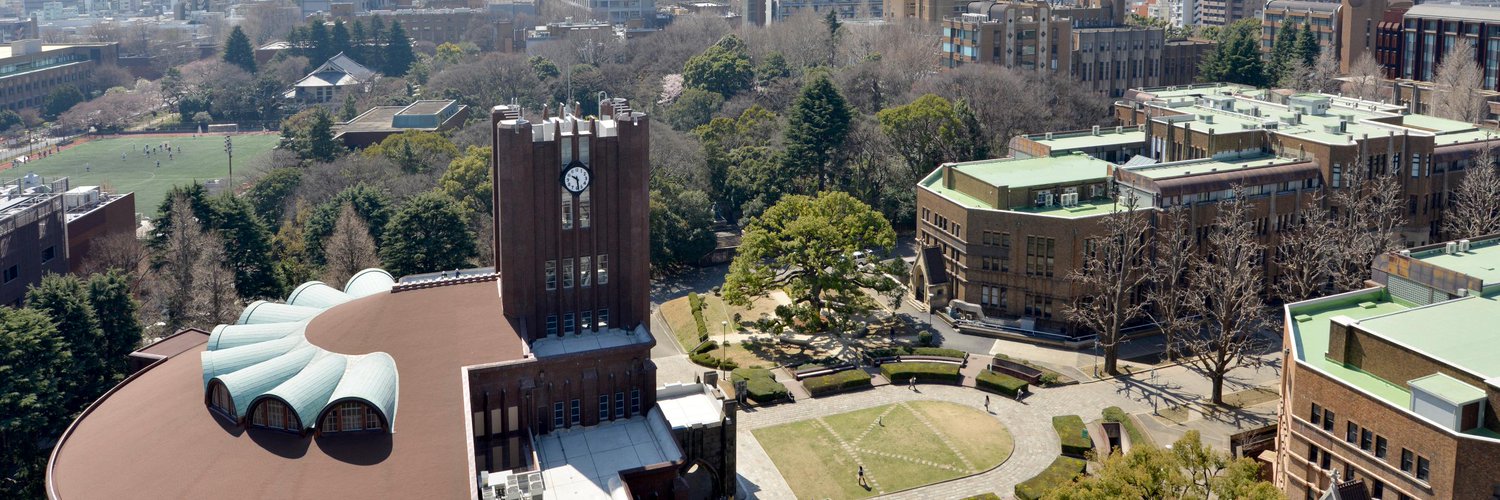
[208,381,234,417]
[250,399,300,431]
[321,402,383,433]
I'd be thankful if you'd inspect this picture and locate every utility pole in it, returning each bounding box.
[224,135,233,193]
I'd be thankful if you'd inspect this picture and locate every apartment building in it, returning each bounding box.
[1198,0,1259,26]
[940,0,1211,98]
[913,83,1500,340]
[884,0,962,22]
[1280,238,1500,499]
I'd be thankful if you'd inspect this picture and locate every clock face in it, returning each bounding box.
[561,161,591,194]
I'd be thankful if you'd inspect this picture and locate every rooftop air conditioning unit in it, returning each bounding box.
[1115,126,1123,134]
[1446,241,1458,254]
[1045,132,1054,140]
[1400,249,1411,257]
[1037,192,1055,207]
[1061,193,1078,206]
[1459,239,1471,252]
[1092,125,1101,135]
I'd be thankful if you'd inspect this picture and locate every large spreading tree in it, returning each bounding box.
[723,191,903,334]
[682,35,754,98]
[1066,192,1152,376]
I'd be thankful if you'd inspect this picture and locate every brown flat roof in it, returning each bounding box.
[131,328,209,359]
[50,281,526,499]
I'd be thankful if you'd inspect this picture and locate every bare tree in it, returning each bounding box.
[1431,42,1486,123]
[1344,53,1385,102]
[1280,50,1341,93]
[1274,199,1337,303]
[1327,165,1407,291]
[156,195,208,331]
[1066,191,1153,376]
[1180,186,1270,406]
[193,234,242,327]
[320,203,381,289]
[1147,204,1195,362]
[1444,138,1500,239]
[79,231,147,276]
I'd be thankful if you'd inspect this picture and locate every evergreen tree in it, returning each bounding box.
[382,21,415,77]
[304,108,341,162]
[783,73,852,191]
[341,93,359,121]
[380,191,476,276]
[439,146,494,217]
[26,274,107,410]
[307,18,330,63]
[223,26,256,74]
[87,270,142,379]
[350,19,366,49]
[1294,22,1320,66]
[1197,19,1267,87]
[0,306,68,499]
[304,184,393,264]
[1268,23,1299,84]
[330,19,351,57]
[43,85,83,119]
[246,167,303,225]
[824,9,842,66]
[365,16,386,70]
[682,35,754,97]
[205,194,279,299]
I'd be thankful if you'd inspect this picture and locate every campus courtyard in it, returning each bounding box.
[753,401,1014,499]
[5,133,279,209]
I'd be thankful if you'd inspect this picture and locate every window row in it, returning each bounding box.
[546,309,610,337]
[1311,401,1431,485]
[544,255,609,290]
[551,389,641,429]
[1024,235,1056,277]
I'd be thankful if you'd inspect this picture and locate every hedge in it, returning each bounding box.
[867,346,967,359]
[975,370,1028,397]
[731,368,789,404]
[879,362,961,385]
[1013,456,1086,500]
[1052,415,1092,457]
[962,494,1002,500]
[689,340,739,370]
[689,292,710,341]
[802,369,872,397]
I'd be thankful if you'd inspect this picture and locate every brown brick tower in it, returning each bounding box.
[492,99,652,342]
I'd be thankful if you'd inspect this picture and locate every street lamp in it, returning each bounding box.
[224,135,233,193]
[720,320,728,379]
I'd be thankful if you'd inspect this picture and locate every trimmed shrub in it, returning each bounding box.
[867,346,967,359]
[731,367,789,404]
[689,340,739,370]
[975,370,1028,397]
[879,362,961,384]
[917,330,935,346]
[689,292,710,341]
[1052,415,1091,457]
[1013,456,1086,500]
[962,495,1002,500]
[802,369,872,397]
[1103,406,1151,448]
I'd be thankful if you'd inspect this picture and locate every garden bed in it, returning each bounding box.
[1013,456,1086,500]
[1052,415,1092,458]
[731,367,790,404]
[1102,406,1154,449]
[802,369,873,397]
[975,370,1029,398]
[878,362,962,385]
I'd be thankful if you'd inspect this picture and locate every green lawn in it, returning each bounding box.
[753,401,1013,499]
[6,133,280,213]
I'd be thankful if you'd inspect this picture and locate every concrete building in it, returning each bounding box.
[0,40,116,111]
[760,0,881,22]
[913,83,1500,340]
[1401,4,1500,90]
[334,99,469,148]
[46,98,738,500]
[0,173,66,307]
[940,0,1212,98]
[1260,0,1391,74]
[1198,0,1259,26]
[1280,236,1500,499]
[884,0,961,22]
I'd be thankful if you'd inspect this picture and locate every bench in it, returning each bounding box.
[991,357,1044,384]
[901,355,966,367]
[793,363,855,380]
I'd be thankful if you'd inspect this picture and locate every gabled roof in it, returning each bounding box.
[920,246,949,285]
[294,52,377,88]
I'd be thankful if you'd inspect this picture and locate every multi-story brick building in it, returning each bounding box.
[940,0,1212,98]
[0,174,66,307]
[1260,0,1389,74]
[0,40,116,111]
[1401,4,1500,90]
[914,83,1500,340]
[1280,237,1500,499]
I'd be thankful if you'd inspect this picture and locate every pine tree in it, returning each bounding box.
[783,73,852,191]
[331,19,351,57]
[26,274,107,410]
[365,16,386,70]
[380,191,476,276]
[382,21,415,77]
[223,26,256,74]
[341,93,359,121]
[1295,23,1320,66]
[1268,23,1299,84]
[87,269,142,379]
[0,306,68,499]
[308,18,330,63]
[1198,19,1267,87]
[304,108,341,162]
[205,194,279,299]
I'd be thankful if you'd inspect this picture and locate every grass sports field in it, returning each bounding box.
[3,134,280,212]
[753,401,1014,499]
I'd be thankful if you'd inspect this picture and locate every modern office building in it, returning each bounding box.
[46,99,738,499]
[1401,4,1500,90]
[940,0,1213,98]
[913,83,1500,340]
[0,39,116,111]
[1280,236,1500,499]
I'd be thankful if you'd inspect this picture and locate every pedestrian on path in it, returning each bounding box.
[984,395,990,412]
[857,465,866,487]
[908,377,916,392]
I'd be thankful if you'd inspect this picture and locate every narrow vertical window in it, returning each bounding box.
[614,391,625,418]
[597,254,608,284]
[580,256,592,287]
[562,258,574,288]
[561,190,574,229]
[599,395,609,421]
[570,399,581,425]
[630,389,641,415]
[545,260,557,290]
[581,311,592,331]
[598,309,609,329]
[563,313,575,335]
[579,189,591,228]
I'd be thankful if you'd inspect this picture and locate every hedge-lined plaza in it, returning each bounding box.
[752,400,1014,499]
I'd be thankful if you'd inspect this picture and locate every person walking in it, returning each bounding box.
[857,465,866,487]
[908,377,915,391]
[984,395,990,412]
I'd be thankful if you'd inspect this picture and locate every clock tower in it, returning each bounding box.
[491,99,651,342]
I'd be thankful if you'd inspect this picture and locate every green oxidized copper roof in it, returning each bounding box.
[199,271,398,432]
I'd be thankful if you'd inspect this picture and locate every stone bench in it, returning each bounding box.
[793,363,855,380]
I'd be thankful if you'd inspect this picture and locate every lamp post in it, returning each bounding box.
[720,320,728,379]
[224,135,233,192]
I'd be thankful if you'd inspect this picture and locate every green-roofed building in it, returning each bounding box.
[1281,234,1500,500]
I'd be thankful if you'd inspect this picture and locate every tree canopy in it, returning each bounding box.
[682,35,755,98]
[783,74,852,191]
[1198,19,1267,87]
[223,26,257,74]
[723,191,902,333]
[380,191,476,276]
